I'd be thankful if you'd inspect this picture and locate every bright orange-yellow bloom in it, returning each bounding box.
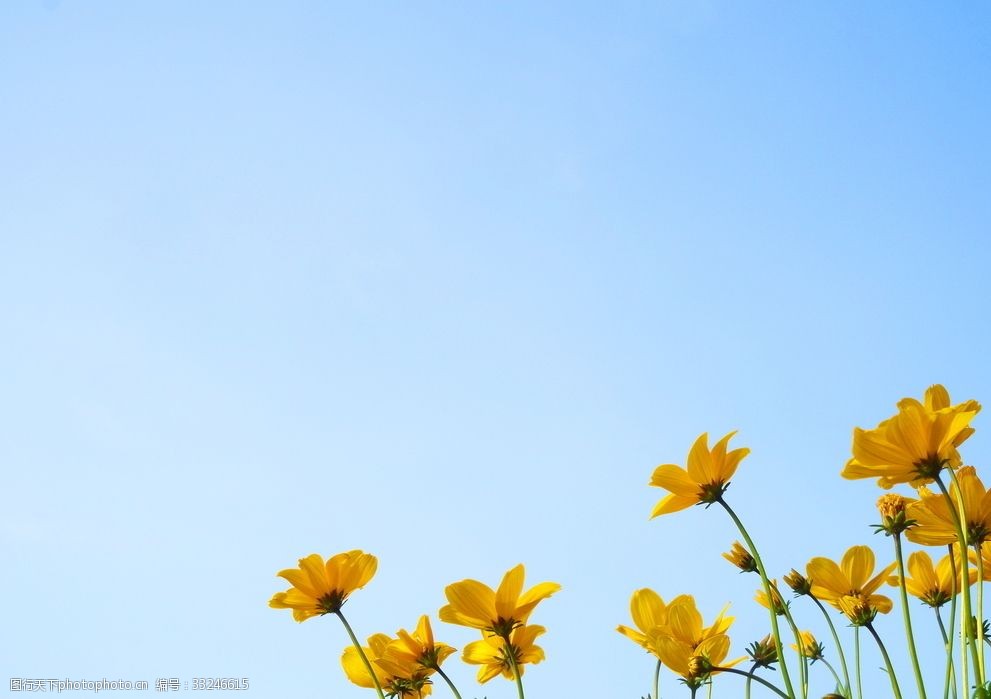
[616,589,692,658]
[791,631,823,660]
[382,615,456,673]
[807,545,896,622]
[754,580,788,616]
[887,550,976,608]
[649,432,749,517]
[645,596,742,685]
[462,624,545,683]
[439,564,560,637]
[723,541,757,573]
[842,385,980,488]
[269,550,377,621]
[906,467,991,546]
[342,633,432,697]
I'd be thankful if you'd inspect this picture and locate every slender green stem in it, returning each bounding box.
[784,612,809,699]
[947,546,959,699]
[745,661,758,699]
[502,634,525,699]
[854,627,863,699]
[433,666,463,699]
[335,610,386,699]
[822,658,845,693]
[893,532,927,698]
[934,473,979,695]
[653,658,661,699]
[812,595,852,696]
[976,543,987,680]
[936,607,958,699]
[866,622,903,699]
[706,676,713,699]
[717,498,796,699]
[712,667,790,699]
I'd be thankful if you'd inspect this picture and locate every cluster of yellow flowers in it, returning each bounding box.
[269,553,558,698]
[269,383,986,699]
[621,384,984,699]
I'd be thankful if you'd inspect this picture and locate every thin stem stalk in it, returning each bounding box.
[866,622,903,699]
[893,532,928,698]
[335,610,386,699]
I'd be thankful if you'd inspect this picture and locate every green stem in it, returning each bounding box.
[502,633,525,699]
[653,658,661,699]
[894,532,928,698]
[712,667,790,699]
[936,607,958,699]
[946,545,959,699]
[433,666,463,699]
[855,627,863,699]
[822,658,845,694]
[976,543,987,680]
[784,612,809,699]
[718,498,796,699]
[866,622,903,699]
[335,610,387,699]
[812,594,852,696]
[934,473,979,695]
[745,661,758,699]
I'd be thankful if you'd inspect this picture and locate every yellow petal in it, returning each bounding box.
[496,564,525,620]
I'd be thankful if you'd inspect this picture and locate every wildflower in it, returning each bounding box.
[842,384,980,488]
[649,432,749,517]
[806,545,896,622]
[754,580,788,616]
[383,615,456,673]
[342,633,433,697]
[269,550,377,621]
[747,635,778,668]
[462,625,545,683]
[439,564,560,638]
[906,467,991,546]
[723,541,757,573]
[646,596,741,687]
[616,589,691,658]
[887,550,976,608]
[791,631,824,661]
[783,569,812,596]
[874,493,916,536]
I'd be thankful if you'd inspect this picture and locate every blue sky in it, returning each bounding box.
[2,2,990,698]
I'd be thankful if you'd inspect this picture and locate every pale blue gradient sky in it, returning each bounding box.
[2,2,990,698]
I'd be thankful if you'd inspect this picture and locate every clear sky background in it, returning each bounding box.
[2,2,990,698]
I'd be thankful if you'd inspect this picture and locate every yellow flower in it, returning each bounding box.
[646,596,741,685]
[616,589,692,657]
[723,541,757,573]
[754,580,788,616]
[649,432,750,517]
[462,624,545,684]
[875,493,916,535]
[439,564,560,637]
[269,550,377,621]
[842,385,980,489]
[783,569,812,596]
[806,545,896,622]
[888,550,976,607]
[791,631,823,660]
[342,633,432,697]
[382,615,456,673]
[906,467,991,546]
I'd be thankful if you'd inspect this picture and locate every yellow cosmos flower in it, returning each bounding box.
[842,384,980,489]
[462,624,545,684]
[646,596,741,684]
[649,432,750,518]
[342,633,432,697]
[806,546,896,622]
[754,580,788,616]
[906,467,991,546]
[269,550,377,621]
[887,550,976,608]
[438,564,560,637]
[382,615,456,673]
[791,631,824,660]
[723,541,757,573]
[616,589,692,657]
